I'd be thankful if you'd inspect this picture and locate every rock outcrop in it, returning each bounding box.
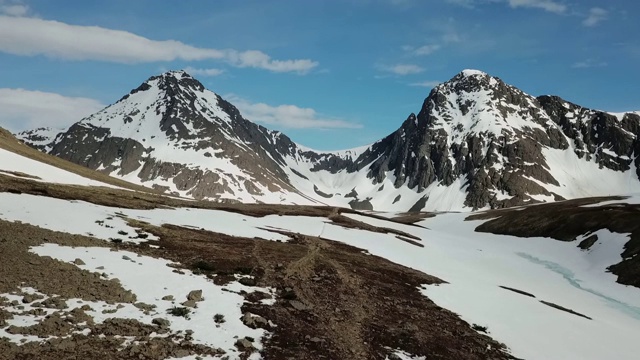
[17,69,640,211]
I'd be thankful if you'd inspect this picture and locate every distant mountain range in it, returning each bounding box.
[17,69,640,211]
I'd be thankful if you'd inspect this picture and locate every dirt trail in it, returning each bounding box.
[0,196,515,359]
[244,226,512,359]
[281,234,369,358]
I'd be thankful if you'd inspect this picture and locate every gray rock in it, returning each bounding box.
[186,290,203,302]
[152,317,170,328]
[21,293,43,304]
[241,312,269,329]
[288,300,312,311]
[238,277,257,287]
[181,300,197,308]
[235,337,254,350]
[20,69,640,212]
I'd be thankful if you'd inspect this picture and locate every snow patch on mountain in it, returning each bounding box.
[14,69,640,211]
[0,148,120,188]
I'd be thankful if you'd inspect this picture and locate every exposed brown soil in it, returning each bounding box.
[0,219,228,359]
[468,196,640,288]
[1,334,224,360]
[0,170,41,180]
[539,301,592,320]
[0,220,134,302]
[0,135,516,359]
[0,172,422,235]
[0,127,160,195]
[499,286,536,298]
[391,212,436,225]
[122,220,515,359]
[0,215,516,359]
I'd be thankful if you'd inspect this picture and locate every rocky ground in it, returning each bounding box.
[467,197,640,288]
[0,174,516,360]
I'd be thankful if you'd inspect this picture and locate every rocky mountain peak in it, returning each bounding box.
[434,69,526,105]
[153,70,204,92]
[15,69,640,212]
[439,69,496,92]
[122,70,204,102]
[420,68,550,143]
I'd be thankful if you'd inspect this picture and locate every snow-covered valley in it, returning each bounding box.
[1,142,639,359]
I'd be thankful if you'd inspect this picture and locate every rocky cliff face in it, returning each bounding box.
[16,70,640,211]
[538,95,640,175]
[358,70,575,209]
[36,71,309,203]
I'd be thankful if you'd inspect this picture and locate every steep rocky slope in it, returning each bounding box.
[18,70,640,211]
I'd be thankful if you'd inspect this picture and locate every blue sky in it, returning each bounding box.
[0,0,638,150]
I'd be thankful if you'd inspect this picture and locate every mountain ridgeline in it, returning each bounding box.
[18,70,640,211]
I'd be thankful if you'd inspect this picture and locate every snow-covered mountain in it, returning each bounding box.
[2,160,640,359]
[18,70,640,211]
[3,125,640,359]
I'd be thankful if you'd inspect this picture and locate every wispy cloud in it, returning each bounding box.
[0,15,318,74]
[379,64,425,75]
[505,0,566,14]
[583,7,607,27]
[404,44,441,56]
[0,88,105,131]
[183,67,225,77]
[0,0,29,16]
[442,30,463,44]
[226,95,362,130]
[446,0,567,14]
[409,80,441,87]
[445,0,475,8]
[388,0,413,5]
[571,59,607,69]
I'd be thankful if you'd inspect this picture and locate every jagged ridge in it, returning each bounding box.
[17,69,640,211]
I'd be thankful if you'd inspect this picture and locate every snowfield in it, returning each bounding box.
[21,70,640,213]
[0,150,640,360]
[0,148,120,188]
[1,190,640,359]
[26,244,274,359]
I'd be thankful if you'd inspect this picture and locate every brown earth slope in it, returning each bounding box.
[467,197,640,288]
[0,127,161,194]
[0,171,516,359]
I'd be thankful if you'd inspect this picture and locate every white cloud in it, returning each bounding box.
[1,4,27,16]
[445,0,476,8]
[0,88,105,132]
[380,64,425,75]
[571,59,607,69]
[402,44,441,56]
[0,15,318,74]
[442,30,463,43]
[226,95,362,130]
[447,0,567,14]
[409,80,441,87]
[583,7,607,27]
[183,67,225,77]
[0,0,28,16]
[413,44,441,56]
[506,0,566,14]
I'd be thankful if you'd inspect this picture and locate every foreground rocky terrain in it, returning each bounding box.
[18,70,640,212]
[2,127,640,359]
[0,132,514,359]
